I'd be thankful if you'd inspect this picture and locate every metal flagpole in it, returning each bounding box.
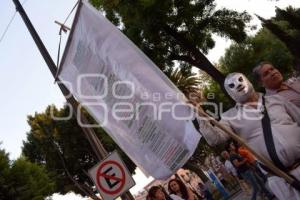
[11,0,135,199]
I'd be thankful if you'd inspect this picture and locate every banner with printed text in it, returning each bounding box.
[58,0,201,179]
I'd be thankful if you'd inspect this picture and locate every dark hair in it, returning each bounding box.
[168,179,189,199]
[148,186,162,199]
[252,61,274,82]
[146,195,152,200]
[225,140,239,152]
[224,142,231,152]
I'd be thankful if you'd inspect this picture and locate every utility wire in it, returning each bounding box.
[0,12,17,43]
[0,0,30,44]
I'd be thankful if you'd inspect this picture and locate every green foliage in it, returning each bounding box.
[0,148,10,200]
[22,105,136,196]
[199,27,294,114]
[89,0,251,86]
[166,67,202,99]
[219,28,294,89]
[8,158,55,200]
[0,148,54,200]
[272,6,300,41]
[203,79,233,113]
[259,6,300,71]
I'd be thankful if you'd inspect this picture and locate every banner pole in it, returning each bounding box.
[11,0,134,199]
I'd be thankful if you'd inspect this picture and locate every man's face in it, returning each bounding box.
[221,151,229,159]
[259,64,283,90]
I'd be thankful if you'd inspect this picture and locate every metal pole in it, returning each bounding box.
[12,0,134,199]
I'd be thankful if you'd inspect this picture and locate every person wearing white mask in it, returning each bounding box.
[191,72,300,200]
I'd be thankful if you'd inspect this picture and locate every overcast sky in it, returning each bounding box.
[1,0,300,199]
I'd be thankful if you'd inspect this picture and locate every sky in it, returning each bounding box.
[0,0,300,199]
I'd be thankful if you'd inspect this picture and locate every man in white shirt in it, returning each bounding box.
[221,150,251,195]
[221,151,238,176]
[193,72,300,200]
[253,61,300,107]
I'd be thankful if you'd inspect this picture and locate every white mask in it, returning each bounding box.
[224,73,254,103]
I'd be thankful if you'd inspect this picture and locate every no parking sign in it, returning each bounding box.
[89,151,135,200]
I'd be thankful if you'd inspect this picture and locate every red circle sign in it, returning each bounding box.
[96,160,126,195]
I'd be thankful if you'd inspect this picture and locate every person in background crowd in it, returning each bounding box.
[225,142,259,200]
[237,144,268,182]
[168,179,196,200]
[221,150,251,196]
[147,185,184,200]
[230,141,274,200]
[253,61,300,107]
[198,182,214,200]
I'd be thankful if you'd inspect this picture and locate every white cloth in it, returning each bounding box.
[57,1,201,179]
[198,93,300,199]
[266,78,300,108]
[200,93,300,167]
[224,160,238,176]
[170,194,185,200]
[267,166,300,200]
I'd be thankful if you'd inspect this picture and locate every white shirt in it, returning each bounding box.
[170,194,185,200]
[266,78,300,107]
[224,160,237,176]
[199,93,300,167]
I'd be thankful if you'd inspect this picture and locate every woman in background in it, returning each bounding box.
[168,179,196,200]
[147,185,184,200]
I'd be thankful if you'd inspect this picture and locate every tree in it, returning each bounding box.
[0,148,10,200]
[195,27,295,116]
[219,28,294,87]
[258,6,300,71]
[22,105,136,198]
[166,67,203,100]
[89,0,251,90]
[0,147,55,200]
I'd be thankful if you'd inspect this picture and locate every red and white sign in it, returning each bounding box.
[89,152,135,200]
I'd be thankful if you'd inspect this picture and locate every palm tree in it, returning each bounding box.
[167,67,204,103]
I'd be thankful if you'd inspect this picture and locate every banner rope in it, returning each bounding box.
[56,1,79,68]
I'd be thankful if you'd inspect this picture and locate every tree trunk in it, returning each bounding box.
[163,26,226,86]
[163,25,234,102]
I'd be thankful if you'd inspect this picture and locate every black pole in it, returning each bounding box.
[11,0,134,199]
[12,0,107,160]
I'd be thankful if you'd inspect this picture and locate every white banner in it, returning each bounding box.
[58,1,200,179]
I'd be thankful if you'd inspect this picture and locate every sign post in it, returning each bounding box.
[11,0,135,199]
[89,151,135,200]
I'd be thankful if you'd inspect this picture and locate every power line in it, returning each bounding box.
[0,0,29,44]
[0,11,17,43]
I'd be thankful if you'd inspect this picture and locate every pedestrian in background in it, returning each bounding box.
[168,179,196,200]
